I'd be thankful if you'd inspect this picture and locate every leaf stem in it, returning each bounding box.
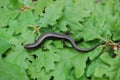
[79,24,118,46]
[80,24,107,42]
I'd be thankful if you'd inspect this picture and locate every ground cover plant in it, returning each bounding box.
[0,0,120,80]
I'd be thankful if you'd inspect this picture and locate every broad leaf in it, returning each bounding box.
[0,60,28,80]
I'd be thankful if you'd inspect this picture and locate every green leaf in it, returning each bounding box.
[55,0,91,33]
[4,37,29,69]
[87,61,96,77]
[87,59,109,78]
[100,51,120,80]
[5,44,29,69]
[53,61,73,80]
[88,45,103,60]
[28,68,52,80]
[33,0,53,15]
[0,6,18,26]
[9,0,23,9]
[0,60,28,80]
[52,40,63,49]
[39,0,63,27]
[91,76,109,80]
[31,50,60,73]
[0,29,13,42]
[70,54,87,78]
[0,39,11,56]
[112,18,120,40]
[81,17,100,41]
[0,0,120,80]
[93,59,109,78]
[0,0,9,8]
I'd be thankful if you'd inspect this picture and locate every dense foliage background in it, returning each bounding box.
[0,0,120,80]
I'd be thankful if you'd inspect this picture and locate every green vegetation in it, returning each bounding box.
[0,0,120,80]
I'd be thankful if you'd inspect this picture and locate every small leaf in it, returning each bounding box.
[93,59,109,78]
[32,50,60,73]
[70,54,88,78]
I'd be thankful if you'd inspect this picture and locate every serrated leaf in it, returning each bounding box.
[53,61,73,80]
[32,50,60,73]
[4,38,29,69]
[81,18,99,41]
[29,68,52,80]
[88,45,103,60]
[100,51,120,80]
[5,44,29,69]
[43,40,53,50]
[8,10,38,35]
[1,0,120,80]
[93,59,109,78]
[0,7,18,26]
[33,0,53,15]
[55,0,91,32]
[87,59,109,78]
[70,54,87,78]
[39,0,63,27]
